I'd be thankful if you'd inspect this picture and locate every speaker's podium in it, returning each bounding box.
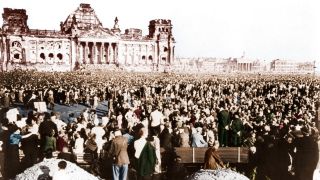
[33,102,48,112]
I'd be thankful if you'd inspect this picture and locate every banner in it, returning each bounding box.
[33,102,47,112]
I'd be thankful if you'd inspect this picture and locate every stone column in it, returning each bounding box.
[71,40,77,71]
[84,42,89,64]
[138,44,142,65]
[110,43,114,64]
[1,37,7,71]
[78,42,83,64]
[92,42,96,64]
[132,45,137,64]
[101,43,104,64]
[114,43,118,64]
[4,38,10,71]
[170,46,174,65]
[153,44,157,65]
[145,45,148,65]
[106,43,110,64]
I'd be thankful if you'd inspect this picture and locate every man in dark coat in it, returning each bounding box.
[231,114,244,147]
[21,127,39,169]
[294,127,319,180]
[38,112,58,159]
[108,130,130,180]
[218,107,230,147]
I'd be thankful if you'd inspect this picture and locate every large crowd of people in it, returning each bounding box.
[0,70,319,180]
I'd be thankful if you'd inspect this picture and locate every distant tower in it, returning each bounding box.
[111,17,121,35]
[148,19,175,65]
[2,8,29,33]
[148,19,172,39]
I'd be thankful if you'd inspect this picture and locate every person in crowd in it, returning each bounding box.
[179,126,190,147]
[231,113,244,147]
[203,141,224,170]
[191,127,208,147]
[294,126,319,180]
[1,70,320,179]
[217,106,230,147]
[134,127,157,180]
[44,130,56,158]
[21,126,39,169]
[50,160,71,180]
[37,165,51,180]
[72,132,84,154]
[39,112,58,158]
[148,129,162,179]
[108,129,130,180]
[6,124,37,179]
[47,89,55,110]
[166,156,188,180]
[85,133,98,160]
[56,130,68,152]
[159,126,173,150]
[150,106,163,136]
[57,146,76,163]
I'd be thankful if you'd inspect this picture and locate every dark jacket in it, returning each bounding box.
[39,120,58,137]
[21,134,39,154]
[137,141,156,176]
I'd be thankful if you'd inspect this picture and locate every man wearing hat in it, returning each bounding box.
[217,106,231,147]
[231,113,244,147]
[108,129,130,180]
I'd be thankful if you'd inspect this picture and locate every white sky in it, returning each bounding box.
[1,0,320,61]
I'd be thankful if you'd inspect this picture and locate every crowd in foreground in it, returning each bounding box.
[0,70,319,180]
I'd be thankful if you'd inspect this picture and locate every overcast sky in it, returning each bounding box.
[1,0,319,61]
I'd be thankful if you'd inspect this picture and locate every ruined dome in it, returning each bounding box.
[61,3,103,33]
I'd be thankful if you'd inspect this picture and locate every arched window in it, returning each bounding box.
[14,54,20,59]
[49,53,54,58]
[148,55,153,61]
[11,41,21,48]
[142,55,146,60]
[40,53,45,60]
[162,57,166,61]
[57,53,63,60]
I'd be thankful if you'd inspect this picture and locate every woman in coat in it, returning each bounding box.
[203,141,224,170]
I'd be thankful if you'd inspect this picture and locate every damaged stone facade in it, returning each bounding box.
[0,3,175,71]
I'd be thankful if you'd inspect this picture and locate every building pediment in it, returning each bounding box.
[78,28,116,39]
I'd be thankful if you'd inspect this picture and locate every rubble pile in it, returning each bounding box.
[16,158,100,180]
[187,169,249,180]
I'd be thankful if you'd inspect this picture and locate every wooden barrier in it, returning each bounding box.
[75,153,95,165]
[161,147,249,164]
[19,147,249,166]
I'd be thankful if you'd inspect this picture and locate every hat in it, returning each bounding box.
[301,127,310,136]
[114,130,122,136]
[292,130,304,138]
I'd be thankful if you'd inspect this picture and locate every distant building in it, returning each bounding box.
[0,3,175,71]
[271,59,315,74]
[174,57,264,73]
